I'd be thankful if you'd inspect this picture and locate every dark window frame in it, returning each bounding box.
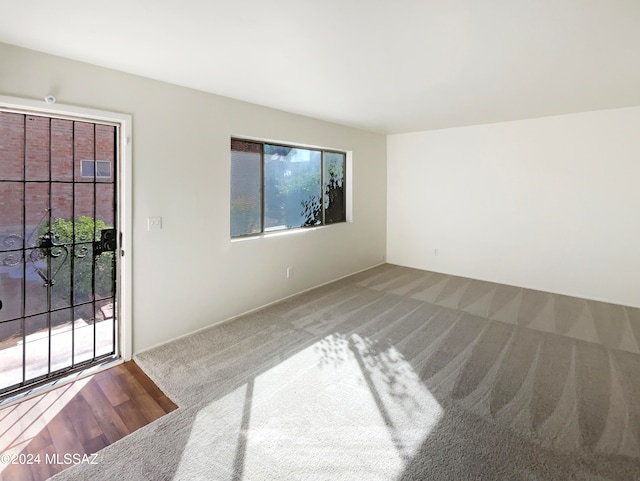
[231,138,347,238]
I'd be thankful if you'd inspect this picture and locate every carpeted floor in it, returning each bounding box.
[51,264,640,480]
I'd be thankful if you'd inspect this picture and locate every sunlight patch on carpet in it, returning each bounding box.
[175,333,443,480]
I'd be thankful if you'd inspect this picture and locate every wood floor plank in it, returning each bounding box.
[83,433,109,454]
[2,461,36,481]
[123,361,173,406]
[64,394,103,444]
[113,399,150,433]
[46,409,86,457]
[24,422,53,454]
[0,361,177,481]
[77,383,131,443]
[94,369,130,407]
[115,370,167,423]
[32,443,58,480]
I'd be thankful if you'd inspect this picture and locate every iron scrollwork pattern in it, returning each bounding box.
[0,234,23,267]
[0,232,76,287]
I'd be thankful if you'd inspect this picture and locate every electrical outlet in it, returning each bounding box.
[286,267,293,279]
[148,216,162,231]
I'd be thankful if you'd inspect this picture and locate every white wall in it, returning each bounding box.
[0,43,387,353]
[388,107,640,308]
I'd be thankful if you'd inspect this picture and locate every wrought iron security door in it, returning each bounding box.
[0,111,119,397]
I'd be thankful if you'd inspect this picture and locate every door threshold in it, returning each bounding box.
[0,357,122,409]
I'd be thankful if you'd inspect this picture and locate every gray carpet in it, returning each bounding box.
[51,264,640,480]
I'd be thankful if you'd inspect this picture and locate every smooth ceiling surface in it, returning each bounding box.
[1,0,639,133]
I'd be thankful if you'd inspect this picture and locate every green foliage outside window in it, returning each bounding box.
[39,216,114,304]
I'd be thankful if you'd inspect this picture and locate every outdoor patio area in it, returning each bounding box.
[0,307,115,392]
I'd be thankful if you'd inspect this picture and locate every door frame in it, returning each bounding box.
[0,94,132,362]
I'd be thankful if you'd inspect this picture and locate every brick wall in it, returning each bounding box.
[0,112,116,235]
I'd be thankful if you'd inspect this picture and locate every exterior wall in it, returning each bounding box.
[1,112,115,233]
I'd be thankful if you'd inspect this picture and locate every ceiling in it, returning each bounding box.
[1,0,639,134]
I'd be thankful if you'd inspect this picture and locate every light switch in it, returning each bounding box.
[148,216,162,231]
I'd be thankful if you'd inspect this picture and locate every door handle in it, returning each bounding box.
[94,229,117,256]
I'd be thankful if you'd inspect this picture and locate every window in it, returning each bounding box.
[81,159,111,178]
[231,139,346,238]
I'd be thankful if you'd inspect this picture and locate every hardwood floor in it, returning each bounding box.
[0,361,177,481]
